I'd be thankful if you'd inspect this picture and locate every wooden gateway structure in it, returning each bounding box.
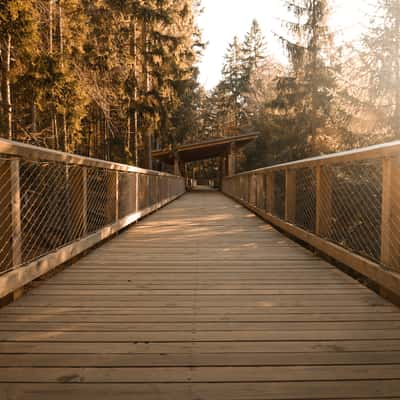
[152,132,259,180]
[1,138,400,399]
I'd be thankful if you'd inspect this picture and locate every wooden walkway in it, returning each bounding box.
[1,191,400,399]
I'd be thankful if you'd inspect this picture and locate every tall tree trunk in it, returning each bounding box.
[128,16,139,165]
[49,0,54,54]
[1,34,12,140]
[57,0,68,151]
[141,19,152,170]
[310,0,318,153]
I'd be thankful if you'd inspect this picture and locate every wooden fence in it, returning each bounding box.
[0,139,185,299]
[222,141,400,294]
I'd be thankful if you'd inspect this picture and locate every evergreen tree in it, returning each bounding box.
[242,19,267,91]
[279,0,336,154]
[360,0,400,138]
[0,0,37,139]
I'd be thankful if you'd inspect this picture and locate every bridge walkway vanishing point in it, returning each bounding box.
[1,190,400,399]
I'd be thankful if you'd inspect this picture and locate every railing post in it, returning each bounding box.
[0,159,22,296]
[381,157,400,269]
[115,171,119,221]
[69,166,87,239]
[316,165,332,237]
[266,172,275,214]
[82,168,88,234]
[135,172,139,213]
[285,168,297,223]
[10,159,22,268]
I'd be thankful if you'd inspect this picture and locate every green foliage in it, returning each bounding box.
[0,0,202,165]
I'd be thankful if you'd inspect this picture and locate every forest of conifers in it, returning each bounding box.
[1,0,400,171]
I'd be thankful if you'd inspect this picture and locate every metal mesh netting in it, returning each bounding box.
[273,170,286,219]
[222,151,400,273]
[87,168,117,234]
[20,162,87,265]
[256,174,265,210]
[0,155,184,276]
[119,172,137,218]
[0,158,14,273]
[327,160,382,262]
[295,167,316,233]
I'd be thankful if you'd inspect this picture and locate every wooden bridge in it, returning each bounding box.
[1,139,400,399]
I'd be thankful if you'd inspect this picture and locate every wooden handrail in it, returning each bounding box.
[0,139,186,300]
[0,138,177,177]
[229,141,400,176]
[222,141,400,296]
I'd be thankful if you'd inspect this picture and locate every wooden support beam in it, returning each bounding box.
[316,166,332,237]
[115,171,119,221]
[9,159,22,268]
[69,166,88,239]
[249,174,257,206]
[0,159,22,300]
[381,157,400,270]
[285,169,297,223]
[266,173,275,214]
[0,160,13,273]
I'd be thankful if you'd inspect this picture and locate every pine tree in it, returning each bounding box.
[220,36,245,133]
[278,0,336,154]
[360,0,400,138]
[0,0,37,139]
[242,19,267,91]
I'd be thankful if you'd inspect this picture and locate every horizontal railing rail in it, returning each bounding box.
[0,139,185,299]
[222,141,400,294]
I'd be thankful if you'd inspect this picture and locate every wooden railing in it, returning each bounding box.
[0,139,185,299]
[222,141,400,294]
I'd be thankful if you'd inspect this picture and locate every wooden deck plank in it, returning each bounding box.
[1,190,400,399]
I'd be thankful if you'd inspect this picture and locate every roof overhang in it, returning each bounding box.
[152,133,259,165]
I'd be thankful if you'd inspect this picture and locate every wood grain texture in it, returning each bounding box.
[1,190,400,399]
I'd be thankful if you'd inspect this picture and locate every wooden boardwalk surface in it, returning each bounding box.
[1,191,400,399]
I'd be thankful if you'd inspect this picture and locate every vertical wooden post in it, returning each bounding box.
[316,165,332,237]
[115,171,119,221]
[381,157,400,269]
[69,166,87,239]
[247,174,252,204]
[266,173,275,214]
[10,159,22,268]
[135,172,139,213]
[0,159,23,300]
[285,168,297,223]
[82,167,88,235]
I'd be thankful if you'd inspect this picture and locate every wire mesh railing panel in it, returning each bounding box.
[327,160,382,263]
[0,139,185,289]
[295,167,316,233]
[20,161,77,266]
[138,174,149,210]
[87,168,117,234]
[118,172,137,218]
[222,142,400,276]
[249,174,256,206]
[387,167,400,270]
[0,159,13,273]
[256,174,265,210]
[274,170,286,219]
